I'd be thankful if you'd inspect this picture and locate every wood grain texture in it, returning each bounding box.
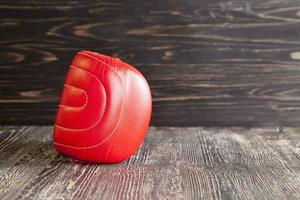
[1,0,300,126]
[0,126,299,199]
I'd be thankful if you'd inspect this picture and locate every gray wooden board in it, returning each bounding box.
[0,126,299,200]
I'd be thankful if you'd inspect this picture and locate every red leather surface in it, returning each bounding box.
[53,51,152,163]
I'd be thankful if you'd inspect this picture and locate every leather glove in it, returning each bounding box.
[53,50,152,163]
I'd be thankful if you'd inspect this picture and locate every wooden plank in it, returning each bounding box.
[1,0,300,126]
[0,126,299,199]
[0,126,59,198]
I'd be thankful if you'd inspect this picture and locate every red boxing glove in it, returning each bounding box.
[53,51,152,163]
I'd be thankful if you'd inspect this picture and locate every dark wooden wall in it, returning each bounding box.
[1,0,300,126]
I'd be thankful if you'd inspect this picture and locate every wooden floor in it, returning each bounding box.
[0,126,299,200]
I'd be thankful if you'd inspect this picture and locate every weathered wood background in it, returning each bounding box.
[1,0,300,126]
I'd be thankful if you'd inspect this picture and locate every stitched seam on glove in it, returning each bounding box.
[55,65,107,130]
[59,84,88,109]
[54,52,127,149]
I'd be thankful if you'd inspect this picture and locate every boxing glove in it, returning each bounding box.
[53,50,152,163]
